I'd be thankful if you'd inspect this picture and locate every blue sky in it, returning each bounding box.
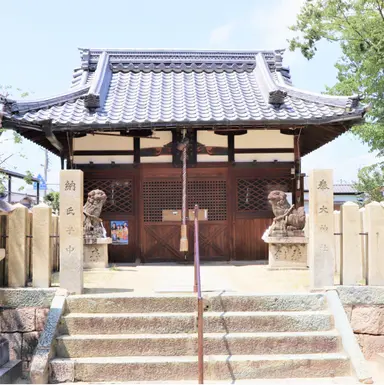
[0,0,380,192]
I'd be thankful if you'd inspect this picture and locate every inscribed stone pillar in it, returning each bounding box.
[333,210,341,276]
[32,203,52,288]
[309,169,335,289]
[8,203,28,287]
[365,201,384,285]
[59,170,84,294]
[341,202,363,285]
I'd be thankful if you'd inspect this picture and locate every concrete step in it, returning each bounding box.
[52,379,360,385]
[0,359,22,384]
[56,331,341,358]
[65,293,327,314]
[59,310,333,335]
[49,353,351,382]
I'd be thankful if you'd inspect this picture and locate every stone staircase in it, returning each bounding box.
[49,292,354,383]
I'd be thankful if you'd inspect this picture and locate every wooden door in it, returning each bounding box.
[141,166,230,262]
[231,167,292,260]
[83,169,138,263]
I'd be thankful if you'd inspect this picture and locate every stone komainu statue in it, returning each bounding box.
[83,189,107,240]
[268,190,306,236]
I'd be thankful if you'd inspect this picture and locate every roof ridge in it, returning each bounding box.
[274,72,361,109]
[5,86,89,115]
[79,47,286,54]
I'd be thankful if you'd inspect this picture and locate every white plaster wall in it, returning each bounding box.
[73,133,134,151]
[73,155,134,164]
[141,131,172,148]
[235,130,293,149]
[235,153,294,162]
[197,131,227,162]
[235,130,293,162]
[141,131,172,163]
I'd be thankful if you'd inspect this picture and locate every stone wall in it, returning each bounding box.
[0,288,55,377]
[337,286,384,360]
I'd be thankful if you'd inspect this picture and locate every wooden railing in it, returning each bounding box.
[193,204,204,384]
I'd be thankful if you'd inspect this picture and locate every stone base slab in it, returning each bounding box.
[264,237,308,269]
[83,238,111,269]
[0,359,22,384]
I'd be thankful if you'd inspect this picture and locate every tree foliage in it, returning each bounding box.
[289,0,384,154]
[43,191,60,214]
[0,86,32,195]
[353,162,384,203]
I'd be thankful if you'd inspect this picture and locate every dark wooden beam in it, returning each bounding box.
[77,164,136,170]
[232,161,294,169]
[234,148,294,154]
[293,134,302,207]
[228,133,235,163]
[42,120,64,153]
[73,150,135,156]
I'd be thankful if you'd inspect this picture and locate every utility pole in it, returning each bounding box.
[43,149,49,198]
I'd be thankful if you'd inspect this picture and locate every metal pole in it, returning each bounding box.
[43,149,49,198]
[36,182,40,204]
[194,204,204,384]
[7,176,11,203]
[180,129,188,253]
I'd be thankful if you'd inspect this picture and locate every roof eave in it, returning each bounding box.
[3,111,365,132]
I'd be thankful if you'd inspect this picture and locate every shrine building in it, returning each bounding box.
[1,49,367,263]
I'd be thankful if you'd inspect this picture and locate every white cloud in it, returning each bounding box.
[248,0,306,68]
[209,23,235,46]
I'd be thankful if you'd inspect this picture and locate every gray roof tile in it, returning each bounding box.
[3,49,365,128]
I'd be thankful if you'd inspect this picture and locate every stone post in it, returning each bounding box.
[360,207,367,283]
[59,170,84,294]
[51,215,59,271]
[309,169,335,289]
[341,202,363,285]
[32,203,52,288]
[333,210,341,277]
[8,204,28,287]
[365,201,384,285]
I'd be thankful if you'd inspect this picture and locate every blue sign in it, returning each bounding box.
[33,174,47,190]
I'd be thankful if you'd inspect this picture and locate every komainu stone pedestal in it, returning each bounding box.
[83,238,112,269]
[265,237,308,270]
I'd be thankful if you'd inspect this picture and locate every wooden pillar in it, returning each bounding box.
[134,137,140,165]
[227,133,235,163]
[293,133,302,207]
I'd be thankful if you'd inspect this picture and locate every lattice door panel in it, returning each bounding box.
[143,180,182,222]
[143,179,227,222]
[188,180,227,221]
[84,179,133,214]
[237,177,291,212]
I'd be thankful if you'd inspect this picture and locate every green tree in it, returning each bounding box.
[289,0,384,154]
[43,191,60,214]
[353,162,384,204]
[0,86,33,196]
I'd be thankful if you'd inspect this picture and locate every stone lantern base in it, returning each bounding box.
[264,236,308,270]
[83,238,112,269]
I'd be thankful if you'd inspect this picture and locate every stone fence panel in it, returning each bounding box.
[0,205,60,288]
[315,201,384,287]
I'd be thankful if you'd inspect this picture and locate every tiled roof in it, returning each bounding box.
[3,49,365,129]
[303,178,360,194]
[333,184,360,194]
